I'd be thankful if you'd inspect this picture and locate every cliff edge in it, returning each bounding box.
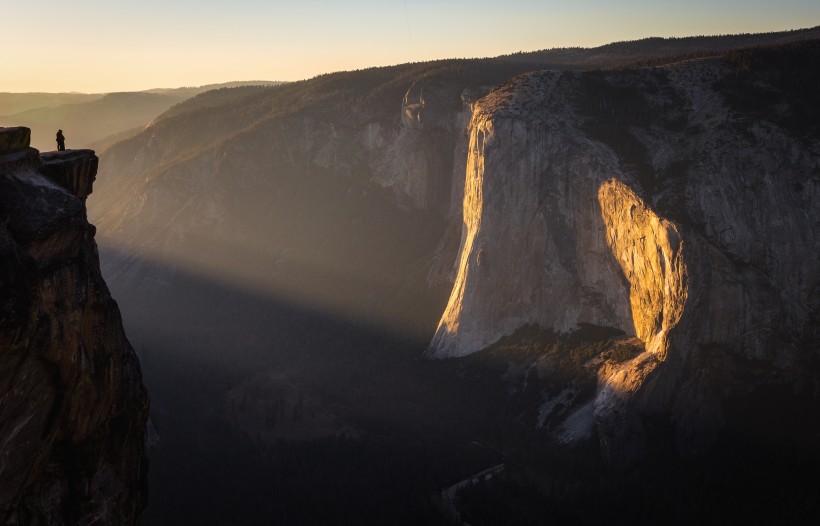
[0,127,148,524]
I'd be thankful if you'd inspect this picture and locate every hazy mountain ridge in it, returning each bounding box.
[0,93,103,116]
[0,82,284,152]
[100,25,820,179]
[504,25,820,66]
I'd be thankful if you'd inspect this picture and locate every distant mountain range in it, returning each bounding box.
[0,81,284,152]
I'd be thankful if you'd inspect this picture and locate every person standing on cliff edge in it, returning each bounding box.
[56,130,65,151]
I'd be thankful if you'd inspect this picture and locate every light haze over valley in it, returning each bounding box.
[2,2,820,525]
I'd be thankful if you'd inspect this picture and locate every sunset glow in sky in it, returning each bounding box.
[5,0,820,93]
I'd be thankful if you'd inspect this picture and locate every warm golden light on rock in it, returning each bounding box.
[597,179,688,359]
[429,112,491,354]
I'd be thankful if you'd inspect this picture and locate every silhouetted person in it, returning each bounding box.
[56,130,65,151]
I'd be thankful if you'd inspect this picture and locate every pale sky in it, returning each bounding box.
[4,0,819,93]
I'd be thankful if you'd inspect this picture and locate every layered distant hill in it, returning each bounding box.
[0,92,102,115]
[0,81,283,152]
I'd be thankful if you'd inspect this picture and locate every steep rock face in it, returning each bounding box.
[363,81,471,211]
[39,150,98,200]
[430,73,636,357]
[597,179,687,357]
[430,51,820,462]
[0,128,148,524]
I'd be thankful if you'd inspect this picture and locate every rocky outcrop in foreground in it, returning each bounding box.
[430,46,820,464]
[0,127,148,524]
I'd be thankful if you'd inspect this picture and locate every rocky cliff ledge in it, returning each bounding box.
[429,46,820,464]
[0,127,148,524]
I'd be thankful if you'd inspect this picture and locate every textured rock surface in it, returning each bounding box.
[597,179,687,357]
[429,52,820,462]
[0,128,148,525]
[39,150,99,201]
[0,127,31,152]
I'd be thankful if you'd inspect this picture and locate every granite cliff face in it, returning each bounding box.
[0,127,148,524]
[429,47,820,463]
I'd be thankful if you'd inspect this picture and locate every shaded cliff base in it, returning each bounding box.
[456,427,820,525]
[450,324,820,525]
[102,251,819,524]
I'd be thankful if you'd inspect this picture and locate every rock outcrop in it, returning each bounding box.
[429,47,820,463]
[0,127,148,524]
